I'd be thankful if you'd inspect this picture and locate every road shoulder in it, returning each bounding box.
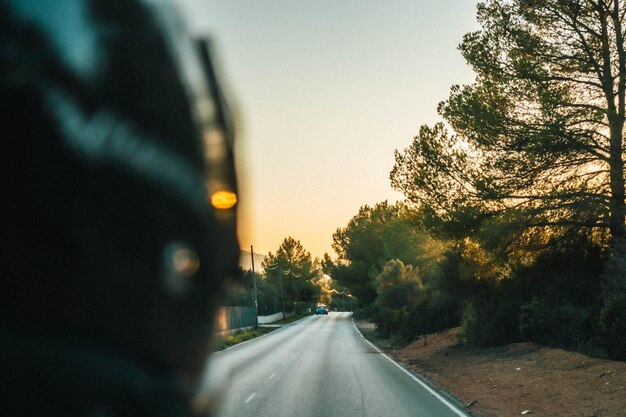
[355,323,626,417]
[353,320,476,417]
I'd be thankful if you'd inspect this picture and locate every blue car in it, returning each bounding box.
[315,306,328,315]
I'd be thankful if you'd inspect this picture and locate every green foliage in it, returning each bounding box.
[517,298,551,342]
[599,296,626,360]
[458,302,479,346]
[353,303,379,321]
[385,0,626,357]
[262,237,321,310]
[329,201,443,304]
[513,233,605,306]
[331,260,377,305]
[374,307,407,340]
[224,269,291,316]
[371,260,425,341]
[409,291,460,335]
[375,260,423,308]
[224,269,258,307]
[519,298,593,351]
[391,0,626,240]
[256,274,282,315]
[599,240,626,359]
[349,212,619,356]
[602,239,626,295]
[456,233,607,352]
[459,297,521,348]
[224,238,327,317]
[369,257,469,343]
[213,327,276,351]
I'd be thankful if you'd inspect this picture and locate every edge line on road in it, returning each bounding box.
[353,321,470,417]
[244,393,256,403]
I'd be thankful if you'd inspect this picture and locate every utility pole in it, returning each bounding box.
[251,245,259,325]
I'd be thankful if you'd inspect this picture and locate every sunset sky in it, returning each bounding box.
[179,0,480,258]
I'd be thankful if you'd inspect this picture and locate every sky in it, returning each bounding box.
[178,0,480,259]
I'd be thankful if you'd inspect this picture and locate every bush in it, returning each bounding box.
[597,239,626,360]
[459,302,481,346]
[518,297,552,344]
[460,296,521,348]
[353,303,379,321]
[397,292,461,340]
[599,296,626,360]
[373,307,406,339]
[519,297,593,351]
[370,259,424,342]
[457,233,606,351]
[212,327,276,351]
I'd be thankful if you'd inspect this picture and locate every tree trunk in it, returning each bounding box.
[608,120,626,240]
[603,0,626,240]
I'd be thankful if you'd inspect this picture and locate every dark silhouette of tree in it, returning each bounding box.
[262,237,319,310]
[391,0,625,242]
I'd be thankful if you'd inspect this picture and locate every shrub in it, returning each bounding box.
[353,303,379,321]
[519,297,593,351]
[518,297,552,344]
[599,296,626,360]
[460,296,521,348]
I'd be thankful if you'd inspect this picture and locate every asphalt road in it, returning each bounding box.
[198,312,471,417]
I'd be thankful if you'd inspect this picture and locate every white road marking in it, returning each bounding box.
[244,393,256,404]
[353,322,470,417]
[268,372,276,379]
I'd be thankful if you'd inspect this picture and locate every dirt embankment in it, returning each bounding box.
[356,323,626,417]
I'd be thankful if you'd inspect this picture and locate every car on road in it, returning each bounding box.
[315,306,328,315]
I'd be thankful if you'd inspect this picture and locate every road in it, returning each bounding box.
[197,312,471,417]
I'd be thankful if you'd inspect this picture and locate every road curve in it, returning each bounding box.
[198,312,471,417]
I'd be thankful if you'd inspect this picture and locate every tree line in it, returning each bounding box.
[226,237,353,317]
[325,0,625,360]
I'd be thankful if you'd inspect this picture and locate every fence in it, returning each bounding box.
[215,304,313,334]
[214,306,257,335]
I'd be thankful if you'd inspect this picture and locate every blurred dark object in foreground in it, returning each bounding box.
[1,0,238,415]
